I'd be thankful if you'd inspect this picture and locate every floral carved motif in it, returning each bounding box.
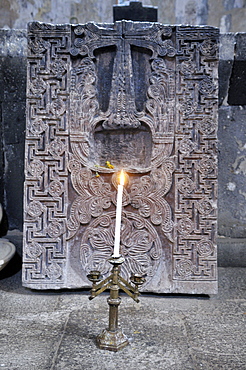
[23,21,218,294]
[67,159,175,243]
[67,161,112,239]
[80,212,162,285]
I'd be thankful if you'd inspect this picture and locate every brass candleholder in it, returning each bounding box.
[87,255,145,351]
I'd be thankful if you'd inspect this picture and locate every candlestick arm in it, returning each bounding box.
[117,281,140,302]
[87,256,145,301]
[87,274,112,300]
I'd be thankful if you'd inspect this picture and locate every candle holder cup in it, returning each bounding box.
[87,254,145,351]
[87,270,102,283]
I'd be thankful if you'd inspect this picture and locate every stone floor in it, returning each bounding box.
[0,247,245,369]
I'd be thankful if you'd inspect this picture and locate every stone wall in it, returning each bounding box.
[217,33,246,266]
[1,0,246,33]
[0,28,245,266]
[0,30,27,230]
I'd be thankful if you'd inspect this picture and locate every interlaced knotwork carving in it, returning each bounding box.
[67,162,112,239]
[66,159,174,249]
[80,211,162,287]
[23,21,218,294]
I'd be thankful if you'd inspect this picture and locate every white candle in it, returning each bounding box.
[113,170,125,257]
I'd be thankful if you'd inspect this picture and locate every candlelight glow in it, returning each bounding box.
[119,170,125,186]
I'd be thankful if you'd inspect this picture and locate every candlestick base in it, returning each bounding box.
[97,328,129,352]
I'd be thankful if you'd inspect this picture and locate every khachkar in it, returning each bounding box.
[23,21,218,294]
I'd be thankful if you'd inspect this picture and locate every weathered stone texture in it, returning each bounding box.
[228,33,246,105]
[0,27,245,267]
[217,236,246,267]
[218,106,246,238]
[207,0,246,33]
[22,21,219,293]
[0,30,27,230]
[218,33,246,248]
[0,267,246,369]
[218,33,235,106]
[1,0,246,32]
[175,0,208,25]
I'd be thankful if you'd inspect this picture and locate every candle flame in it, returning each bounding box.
[119,170,125,186]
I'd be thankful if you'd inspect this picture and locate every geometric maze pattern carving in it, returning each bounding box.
[22,21,219,294]
[173,27,218,281]
[23,23,70,287]
[173,27,218,284]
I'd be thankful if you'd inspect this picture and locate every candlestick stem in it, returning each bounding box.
[96,257,129,351]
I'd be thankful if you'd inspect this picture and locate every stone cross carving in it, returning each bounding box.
[23,21,219,294]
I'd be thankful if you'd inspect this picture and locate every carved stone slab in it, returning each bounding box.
[22,21,219,294]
